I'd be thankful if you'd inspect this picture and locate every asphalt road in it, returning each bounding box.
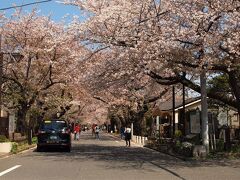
[0,131,240,180]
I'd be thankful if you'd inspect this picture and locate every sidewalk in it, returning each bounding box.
[0,152,11,159]
[0,144,36,159]
[107,132,240,162]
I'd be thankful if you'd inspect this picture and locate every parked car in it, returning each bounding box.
[37,119,71,152]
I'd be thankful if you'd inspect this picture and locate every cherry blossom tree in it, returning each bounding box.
[64,0,240,113]
[1,10,82,134]
[75,49,171,134]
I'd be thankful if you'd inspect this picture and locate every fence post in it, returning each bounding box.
[131,123,133,140]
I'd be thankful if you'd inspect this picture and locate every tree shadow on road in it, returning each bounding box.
[29,143,240,169]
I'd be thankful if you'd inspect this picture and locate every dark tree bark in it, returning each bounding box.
[228,70,240,114]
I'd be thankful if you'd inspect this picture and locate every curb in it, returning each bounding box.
[144,144,199,162]
[144,146,191,161]
[0,153,11,159]
[107,132,190,160]
[0,145,36,160]
[105,132,193,160]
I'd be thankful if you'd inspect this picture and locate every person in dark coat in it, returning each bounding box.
[120,126,125,139]
[124,126,131,147]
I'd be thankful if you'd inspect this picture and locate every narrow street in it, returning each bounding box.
[0,131,240,180]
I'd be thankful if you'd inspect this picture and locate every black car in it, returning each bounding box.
[37,119,71,152]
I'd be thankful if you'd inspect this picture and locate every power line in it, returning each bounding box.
[0,0,53,11]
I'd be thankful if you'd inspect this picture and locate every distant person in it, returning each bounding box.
[124,126,131,147]
[92,124,96,136]
[70,122,74,133]
[120,126,125,139]
[74,123,81,140]
[95,125,100,139]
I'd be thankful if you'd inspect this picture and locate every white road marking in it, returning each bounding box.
[0,165,21,177]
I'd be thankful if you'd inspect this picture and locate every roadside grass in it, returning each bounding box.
[0,135,10,142]
[207,144,240,160]
[207,151,240,160]
[11,137,37,154]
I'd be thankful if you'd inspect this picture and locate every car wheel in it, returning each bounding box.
[37,145,43,152]
[65,146,71,152]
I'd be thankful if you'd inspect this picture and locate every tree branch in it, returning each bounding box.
[144,88,169,104]
[147,70,180,85]
[180,75,238,108]
[147,70,238,109]
[41,81,65,91]
[93,95,108,104]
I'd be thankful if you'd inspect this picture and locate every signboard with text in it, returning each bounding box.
[190,111,200,133]
[217,111,228,126]
[8,114,15,133]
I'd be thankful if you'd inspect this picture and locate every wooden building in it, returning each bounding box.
[153,97,240,140]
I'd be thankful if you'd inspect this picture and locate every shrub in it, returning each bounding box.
[174,141,193,157]
[231,144,240,153]
[32,137,38,144]
[175,140,181,147]
[0,135,10,142]
[185,134,201,145]
[11,142,18,154]
[216,139,225,152]
[182,142,193,149]
[174,130,183,140]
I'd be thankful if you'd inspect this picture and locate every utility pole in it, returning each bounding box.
[172,86,175,137]
[0,34,3,117]
[182,84,185,135]
[200,66,209,153]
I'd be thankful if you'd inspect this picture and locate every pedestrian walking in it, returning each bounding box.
[95,125,100,139]
[120,126,125,139]
[124,126,131,147]
[74,123,81,140]
[92,124,96,136]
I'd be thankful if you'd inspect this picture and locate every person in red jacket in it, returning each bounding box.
[74,123,81,140]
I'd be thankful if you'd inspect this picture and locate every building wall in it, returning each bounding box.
[175,102,239,136]
[154,100,240,139]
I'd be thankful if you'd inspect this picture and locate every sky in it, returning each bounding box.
[0,0,82,22]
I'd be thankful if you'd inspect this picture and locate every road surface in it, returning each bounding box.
[0,131,240,180]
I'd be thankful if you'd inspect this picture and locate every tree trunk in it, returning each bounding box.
[200,68,209,153]
[27,128,32,145]
[17,103,32,144]
[17,108,27,135]
[228,70,240,115]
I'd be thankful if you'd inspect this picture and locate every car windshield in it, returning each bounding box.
[40,120,67,131]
